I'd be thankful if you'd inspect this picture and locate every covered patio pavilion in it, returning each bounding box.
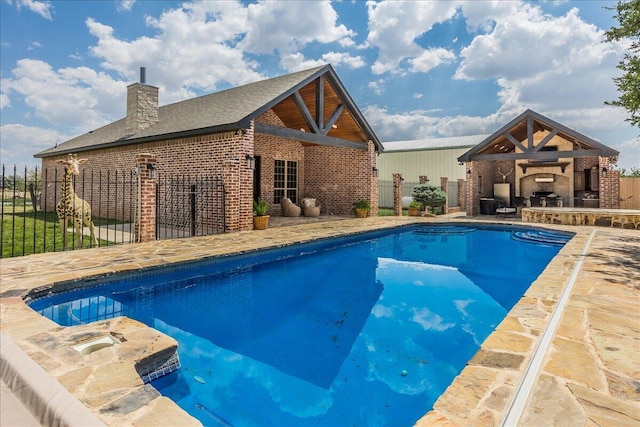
[458,110,620,216]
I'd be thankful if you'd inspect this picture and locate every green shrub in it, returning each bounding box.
[253,199,269,216]
[411,185,446,213]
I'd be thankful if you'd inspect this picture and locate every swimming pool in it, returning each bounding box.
[29,224,571,426]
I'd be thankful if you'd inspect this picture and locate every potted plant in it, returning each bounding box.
[408,199,422,216]
[253,199,269,230]
[352,199,371,218]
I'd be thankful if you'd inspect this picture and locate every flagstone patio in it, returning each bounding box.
[1,216,638,426]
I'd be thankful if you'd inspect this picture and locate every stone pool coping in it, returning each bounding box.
[1,216,638,426]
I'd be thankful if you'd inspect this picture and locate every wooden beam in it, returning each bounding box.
[293,91,319,133]
[323,104,344,135]
[532,129,559,152]
[471,149,603,161]
[254,122,367,151]
[316,76,324,132]
[527,116,534,149]
[505,133,529,153]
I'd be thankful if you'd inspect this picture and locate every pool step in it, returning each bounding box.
[511,230,571,246]
[413,226,476,235]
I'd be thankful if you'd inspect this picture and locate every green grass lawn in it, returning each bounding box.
[378,207,408,216]
[1,204,121,258]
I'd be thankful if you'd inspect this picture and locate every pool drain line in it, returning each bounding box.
[501,229,596,427]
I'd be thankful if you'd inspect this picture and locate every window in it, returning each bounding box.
[274,160,298,203]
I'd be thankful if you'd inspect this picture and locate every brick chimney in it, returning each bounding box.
[126,67,159,135]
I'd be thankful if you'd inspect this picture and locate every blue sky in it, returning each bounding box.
[1,0,638,170]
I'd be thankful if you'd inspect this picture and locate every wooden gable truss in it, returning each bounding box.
[253,69,380,152]
[458,109,619,163]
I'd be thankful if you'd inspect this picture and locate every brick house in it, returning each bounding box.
[35,65,382,233]
[457,110,620,216]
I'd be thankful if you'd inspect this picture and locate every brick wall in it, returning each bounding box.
[40,107,378,233]
[599,156,620,209]
[254,111,305,216]
[41,129,252,231]
[304,141,377,216]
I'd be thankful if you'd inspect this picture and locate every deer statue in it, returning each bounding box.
[56,154,98,249]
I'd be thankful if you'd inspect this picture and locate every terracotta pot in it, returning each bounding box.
[253,215,270,230]
[408,207,421,216]
[355,208,368,218]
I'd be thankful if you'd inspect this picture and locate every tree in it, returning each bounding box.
[604,0,640,129]
[411,184,447,214]
[620,166,640,176]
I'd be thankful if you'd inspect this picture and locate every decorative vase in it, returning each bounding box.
[253,215,270,230]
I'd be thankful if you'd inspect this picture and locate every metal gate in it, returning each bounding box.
[156,174,225,239]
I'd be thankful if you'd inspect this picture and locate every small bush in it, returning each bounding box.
[411,185,446,213]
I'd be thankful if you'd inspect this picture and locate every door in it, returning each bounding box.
[253,156,261,202]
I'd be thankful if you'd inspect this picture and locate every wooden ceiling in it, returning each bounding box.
[479,117,594,156]
[271,78,369,145]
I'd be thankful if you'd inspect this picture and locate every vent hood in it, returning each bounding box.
[534,176,554,183]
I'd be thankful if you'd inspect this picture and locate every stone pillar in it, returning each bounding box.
[393,173,403,216]
[440,177,449,214]
[458,179,466,211]
[135,153,157,243]
[419,175,429,185]
[599,157,620,209]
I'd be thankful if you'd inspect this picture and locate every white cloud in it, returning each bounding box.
[27,41,42,51]
[363,105,440,140]
[368,79,386,96]
[86,4,263,102]
[366,0,460,74]
[408,48,456,73]
[0,93,10,109]
[454,5,627,117]
[9,0,53,20]
[0,124,67,166]
[117,0,135,12]
[240,1,355,55]
[615,137,640,170]
[2,59,124,132]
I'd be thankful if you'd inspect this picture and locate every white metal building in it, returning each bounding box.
[377,135,489,207]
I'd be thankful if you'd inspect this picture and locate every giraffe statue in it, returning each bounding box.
[56,154,98,249]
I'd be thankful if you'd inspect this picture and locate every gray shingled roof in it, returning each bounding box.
[382,134,490,152]
[36,66,332,158]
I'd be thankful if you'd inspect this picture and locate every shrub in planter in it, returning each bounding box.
[408,199,422,216]
[253,199,269,229]
[352,199,371,218]
[411,185,446,215]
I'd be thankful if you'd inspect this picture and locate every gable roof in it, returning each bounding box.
[457,109,619,162]
[382,134,490,152]
[35,65,381,158]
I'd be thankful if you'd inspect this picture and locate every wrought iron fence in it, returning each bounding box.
[156,174,225,239]
[1,165,137,258]
[2,166,228,257]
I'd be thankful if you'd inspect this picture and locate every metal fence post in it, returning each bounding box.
[190,184,196,237]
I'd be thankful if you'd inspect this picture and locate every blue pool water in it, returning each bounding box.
[29,224,571,426]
